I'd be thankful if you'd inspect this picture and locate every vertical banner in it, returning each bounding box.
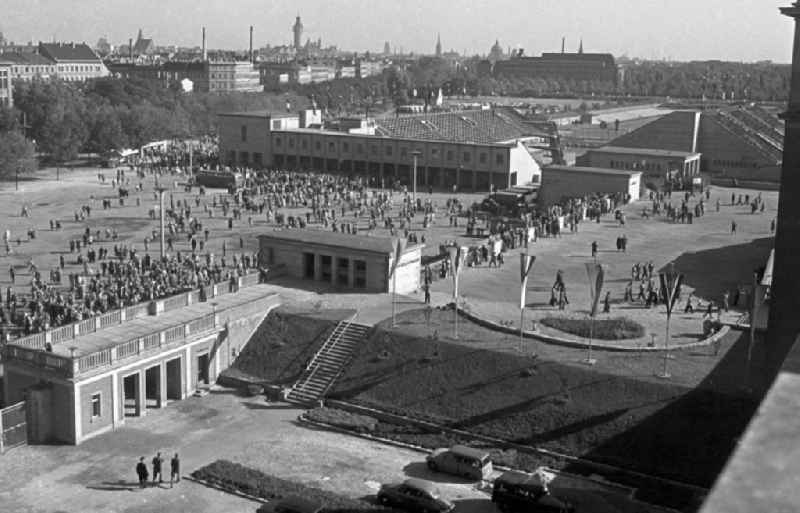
[520,254,536,309]
[585,263,605,317]
[447,246,465,298]
[390,237,408,279]
[658,268,684,318]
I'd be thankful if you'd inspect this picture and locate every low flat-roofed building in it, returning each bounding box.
[576,145,701,181]
[0,60,12,108]
[540,165,641,206]
[258,230,422,294]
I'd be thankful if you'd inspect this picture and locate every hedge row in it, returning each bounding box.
[192,459,396,513]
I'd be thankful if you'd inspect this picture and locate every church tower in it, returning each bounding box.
[435,33,442,57]
[578,38,583,54]
[293,15,303,49]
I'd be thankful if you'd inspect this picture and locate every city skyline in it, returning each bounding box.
[1,0,795,62]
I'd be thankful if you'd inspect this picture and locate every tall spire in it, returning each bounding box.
[435,33,442,57]
[578,38,583,54]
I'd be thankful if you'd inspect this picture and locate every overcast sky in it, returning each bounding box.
[2,0,795,62]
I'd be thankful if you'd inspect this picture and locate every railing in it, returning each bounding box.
[4,346,71,375]
[164,325,186,343]
[116,339,139,359]
[6,271,263,353]
[142,332,161,351]
[188,315,215,334]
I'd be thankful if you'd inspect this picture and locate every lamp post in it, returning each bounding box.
[155,186,167,259]
[411,150,422,205]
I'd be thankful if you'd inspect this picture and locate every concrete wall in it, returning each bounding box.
[80,374,113,439]
[509,141,542,186]
[218,114,272,167]
[540,168,640,206]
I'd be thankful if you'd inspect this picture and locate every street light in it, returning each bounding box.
[155,186,167,259]
[411,150,422,205]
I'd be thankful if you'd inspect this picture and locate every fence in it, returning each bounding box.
[0,402,27,453]
[5,271,263,375]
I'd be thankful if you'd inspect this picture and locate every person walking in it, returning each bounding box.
[136,457,149,488]
[591,240,598,259]
[771,218,776,234]
[731,220,737,234]
[603,291,611,313]
[423,282,431,304]
[722,291,730,313]
[170,453,181,488]
[152,452,164,485]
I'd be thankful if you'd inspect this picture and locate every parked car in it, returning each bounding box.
[491,470,574,513]
[257,496,323,513]
[426,445,493,480]
[377,478,455,513]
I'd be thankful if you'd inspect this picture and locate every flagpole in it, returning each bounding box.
[519,306,524,353]
[453,276,459,340]
[392,270,397,328]
[586,314,596,365]
[744,271,758,392]
[659,313,672,378]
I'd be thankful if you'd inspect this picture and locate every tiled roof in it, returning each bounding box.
[0,52,54,65]
[591,146,700,158]
[258,230,420,255]
[38,42,100,62]
[133,38,154,54]
[375,108,544,144]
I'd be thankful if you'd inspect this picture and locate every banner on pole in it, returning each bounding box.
[447,246,465,298]
[659,268,684,318]
[585,262,605,317]
[389,237,407,278]
[520,254,536,309]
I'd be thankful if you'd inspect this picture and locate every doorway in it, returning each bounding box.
[197,353,210,386]
[166,357,182,401]
[122,373,139,417]
[144,365,161,409]
[303,253,315,279]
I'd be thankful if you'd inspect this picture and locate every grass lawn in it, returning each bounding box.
[228,307,354,385]
[330,308,762,488]
[539,316,645,340]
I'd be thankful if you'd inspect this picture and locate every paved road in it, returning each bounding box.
[0,390,673,513]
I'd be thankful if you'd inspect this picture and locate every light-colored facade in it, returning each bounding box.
[218,110,543,192]
[258,231,422,294]
[540,165,641,206]
[576,146,701,180]
[3,280,279,445]
[0,62,12,108]
[37,42,109,81]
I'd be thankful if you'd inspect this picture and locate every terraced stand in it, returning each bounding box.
[286,316,370,406]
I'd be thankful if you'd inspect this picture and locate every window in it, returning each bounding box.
[301,139,308,150]
[463,152,471,163]
[241,125,247,142]
[371,145,378,156]
[329,142,336,152]
[275,137,282,147]
[315,140,322,150]
[386,146,393,156]
[401,147,407,158]
[343,142,350,152]
[446,150,454,161]
[431,148,439,158]
[288,138,295,149]
[91,393,101,418]
[356,144,364,154]
[479,152,488,164]
[496,154,504,166]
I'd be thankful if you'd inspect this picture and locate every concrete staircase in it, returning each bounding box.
[286,316,370,406]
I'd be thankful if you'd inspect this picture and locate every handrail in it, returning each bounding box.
[292,311,360,398]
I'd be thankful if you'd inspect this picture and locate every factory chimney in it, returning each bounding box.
[129,38,133,60]
[202,26,207,61]
[249,25,254,63]
[561,37,565,54]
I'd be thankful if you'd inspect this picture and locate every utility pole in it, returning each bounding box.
[411,150,421,205]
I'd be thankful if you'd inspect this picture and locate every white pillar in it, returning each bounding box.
[185,346,193,396]
[73,383,82,443]
[111,372,119,428]
[159,361,168,407]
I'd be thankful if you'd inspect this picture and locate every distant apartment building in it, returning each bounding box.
[0,52,56,81]
[37,42,109,81]
[161,60,262,93]
[260,59,384,85]
[0,60,12,108]
[357,60,386,78]
[481,49,619,85]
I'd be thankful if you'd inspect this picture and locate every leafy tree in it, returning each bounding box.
[0,130,36,179]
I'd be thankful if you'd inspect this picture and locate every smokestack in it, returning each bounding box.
[249,25,253,63]
[202,26,207,61]
[561,37,565,54]
[129,38,133,60]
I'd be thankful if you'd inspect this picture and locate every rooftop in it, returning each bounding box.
[258,229,420,255]
[219,110,299,119]
[38,42,100,62]
[543,165,643,177]
[43,285,275,358]
[590,146,700,158]
[0,52,54,66]
[375,108,547,144]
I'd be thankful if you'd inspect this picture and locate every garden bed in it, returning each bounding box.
[539,316,645,340]
[192,460,396,513]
